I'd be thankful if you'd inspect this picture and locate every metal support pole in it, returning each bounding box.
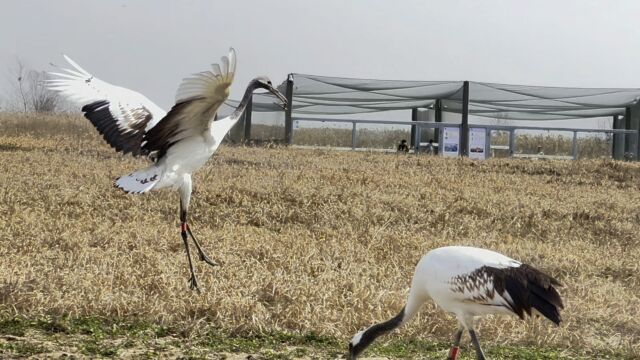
[461,81,470,157]
[613,115,624,160]
[637,129,640,161]
[413,125,420,153]
[284,74,294,145]
[485,128,492,159]
[351,122,357,150]
[243,95,253,142]
[410,108,418,147]
[434,99,442,155]
[632,103,640,160]
[509,129,516,157]
[631,130,640,161]
[572,131,578,160]
[438,126,444,156]
[624,107,631,155]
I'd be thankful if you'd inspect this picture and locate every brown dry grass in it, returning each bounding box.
[1,113,640,358]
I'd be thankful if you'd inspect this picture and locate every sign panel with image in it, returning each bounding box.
[468,128,487,160]
[442,127,460,157]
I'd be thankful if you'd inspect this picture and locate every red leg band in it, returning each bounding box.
[448,346,459,360]
[181,222,187,232]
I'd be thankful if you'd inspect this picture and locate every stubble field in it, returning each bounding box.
[0,114,639,359]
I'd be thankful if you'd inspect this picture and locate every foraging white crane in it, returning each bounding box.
[47,48,287,292]
[348,246,564,360]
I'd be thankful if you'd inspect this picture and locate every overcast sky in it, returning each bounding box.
[2,0,640,128]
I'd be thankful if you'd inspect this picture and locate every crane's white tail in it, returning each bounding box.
[115,165,163,194]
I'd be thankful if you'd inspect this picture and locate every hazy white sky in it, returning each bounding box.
[2,0,640,127]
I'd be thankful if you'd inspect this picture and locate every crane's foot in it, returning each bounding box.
[182,225,203,293]
[188,273,202,293]
[199,252,218,267]
[187,224,219,267]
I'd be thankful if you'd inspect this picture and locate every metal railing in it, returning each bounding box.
[292,116,639,160]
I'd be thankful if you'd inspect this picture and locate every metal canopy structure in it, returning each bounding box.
[242,74,640,118]
[226,74,640,159]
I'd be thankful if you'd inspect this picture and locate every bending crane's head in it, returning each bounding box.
[253,76,288,110]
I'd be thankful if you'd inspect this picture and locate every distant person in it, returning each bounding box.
[397,139,409,153]
[624,152,634,161]
[425,139,435,155]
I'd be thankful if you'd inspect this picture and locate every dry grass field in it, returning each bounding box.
[1,113,640,359]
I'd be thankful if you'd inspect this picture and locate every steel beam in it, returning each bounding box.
[613,115,624,159]
[434,99,442,154]
[508,129,516,157]
[461,81,470,156]
[410,108,418,147]
[243,95,252,142]
[351,122,357,150]
[284,74,294,144]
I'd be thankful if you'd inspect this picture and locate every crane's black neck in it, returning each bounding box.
[349,307,405,359]
[231,79,262,120]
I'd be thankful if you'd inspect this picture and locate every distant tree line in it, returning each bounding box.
[3,57,61,113]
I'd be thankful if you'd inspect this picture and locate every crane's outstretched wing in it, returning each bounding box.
[142,48,236,156]
[47,55,167,156]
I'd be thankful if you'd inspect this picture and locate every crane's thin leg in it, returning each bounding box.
[447,328,464,360]
[179,196,203,292]
[181,222,200,293]
[177,178,214,292]
[468,329,486,360]
[186,223,218,267]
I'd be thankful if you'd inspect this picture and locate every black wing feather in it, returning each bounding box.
[82,100,153,157]
[482,264,564,325]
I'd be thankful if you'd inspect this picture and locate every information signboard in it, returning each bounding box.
[468,128,487,160]
[441,127,460,157]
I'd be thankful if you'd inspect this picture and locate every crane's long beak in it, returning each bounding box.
[266,85,288,110]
